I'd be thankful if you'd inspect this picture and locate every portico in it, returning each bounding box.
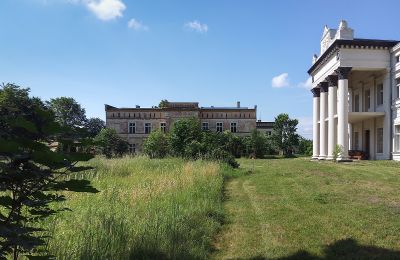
[309,20,399,161]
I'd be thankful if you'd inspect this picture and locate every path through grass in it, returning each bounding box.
[213,158,400,259]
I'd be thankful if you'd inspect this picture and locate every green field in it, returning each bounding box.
[213,158,400,259]
[40,157,400,259]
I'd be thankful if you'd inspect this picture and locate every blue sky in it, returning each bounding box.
[1,0,399,138]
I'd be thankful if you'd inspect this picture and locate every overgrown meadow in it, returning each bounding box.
[39,156,233,259]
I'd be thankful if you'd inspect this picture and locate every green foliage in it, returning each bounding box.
[271,113,299,155]
[93,128,128,158]
[333,144,342,162]
[169,118,202,157]
[298,137,313,156]
[47,97,87,129]
[0,84,96,259]
[243,130,271,158]
[85,117,105,137]
[158,99,169,108]
[143,129,169,158]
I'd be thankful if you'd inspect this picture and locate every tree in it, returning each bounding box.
[0,84,96,259]
[143,129,169,158]
[158,99,169,108]
[243,130,269,158]
[298,137,312,156]
[169,118,202,157]
[93,128,128,158]
[85,117,105,138]
[271,113,299,155]
[47,97,87,129]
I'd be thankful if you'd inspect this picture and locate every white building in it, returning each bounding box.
[309,20,400,161]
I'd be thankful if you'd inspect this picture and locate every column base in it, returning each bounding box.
[312,156,319,160]
[326,156,335,160]
[336,157,352,163]
[318,155,327,160]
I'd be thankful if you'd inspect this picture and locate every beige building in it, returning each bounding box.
[105,101,258,153]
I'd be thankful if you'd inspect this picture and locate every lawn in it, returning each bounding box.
[38,157,400,259]
[213,158,400,259]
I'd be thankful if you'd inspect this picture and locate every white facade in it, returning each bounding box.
[309,20,400,161]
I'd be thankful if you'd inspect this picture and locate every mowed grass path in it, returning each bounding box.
[213,158,400,259]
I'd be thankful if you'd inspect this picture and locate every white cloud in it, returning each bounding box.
[298,77,313,89]
[297,117,313,139]
[271,73,290,88]
[184,20,208,33]
[85,0,126,21]
[127,19,148,31]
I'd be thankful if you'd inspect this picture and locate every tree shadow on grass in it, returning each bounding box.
[250,238,400,260]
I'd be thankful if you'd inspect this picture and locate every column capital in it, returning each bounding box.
[326,75,338,87]
[319,82,329,93]
[335,67,352,80]
[311,87,320,97]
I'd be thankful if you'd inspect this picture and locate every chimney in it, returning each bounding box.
[237,101,240,108]
[135,105,140,108]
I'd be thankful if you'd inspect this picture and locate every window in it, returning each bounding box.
[377,128,383,153]
[353,132,359,150]
[128,144,136,154]
[365,89,370,111]
[230,122,237,133]
[396,78,400,99]
[128,122,136,134]
[395,125,400,152]
[266,131,272,136]
[377,83,383,106]
[160,122,166,133]
[202,122,209,131]
[216,122,223,132]
[354,94,360,112]
[396,55,400,63]
[145,123,152,134]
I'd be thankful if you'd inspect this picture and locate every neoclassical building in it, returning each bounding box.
[309,20,400,161]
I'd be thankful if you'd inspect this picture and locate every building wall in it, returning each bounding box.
[392,43,400,160]
[105,106,257,152]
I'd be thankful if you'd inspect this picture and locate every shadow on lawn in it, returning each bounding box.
[250,238,400,260]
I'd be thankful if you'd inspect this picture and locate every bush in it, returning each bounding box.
[143,129,169,158]
[94,128,129,158]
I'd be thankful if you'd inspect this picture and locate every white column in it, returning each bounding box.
[319,82,328,159]
[311,88,320,159]
[327,75,338,160]
[383,69,391,159]
[336,67,352,161]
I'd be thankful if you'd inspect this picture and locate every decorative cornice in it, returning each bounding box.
[326,75,338,87]
[335,67,352,80]
[319,82,329,92]
[308,38,399,75]
[311,88,320,97]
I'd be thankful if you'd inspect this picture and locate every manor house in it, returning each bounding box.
[309,20,400,161]
[105,101,271,153]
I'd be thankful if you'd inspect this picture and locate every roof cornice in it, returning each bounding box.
[308,38,399,75]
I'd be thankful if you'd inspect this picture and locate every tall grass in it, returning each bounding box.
[40,156,229,259]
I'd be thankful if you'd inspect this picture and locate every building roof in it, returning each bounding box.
[308,38,399,75]
[256,121,274,128]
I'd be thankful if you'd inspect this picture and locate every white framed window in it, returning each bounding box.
[395,125,400,152]
[230,122,237,133]
[354,94,360,112]
[216,122,223,133]
[144,123,152,134]
[202,122,209,131]
[128,144,136,154]
[377,83,383,106]
[396,55,400,64]
[377,128,383,153]
[396,78,400,99]
[128,122,136,134]
[160,122,166,133]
